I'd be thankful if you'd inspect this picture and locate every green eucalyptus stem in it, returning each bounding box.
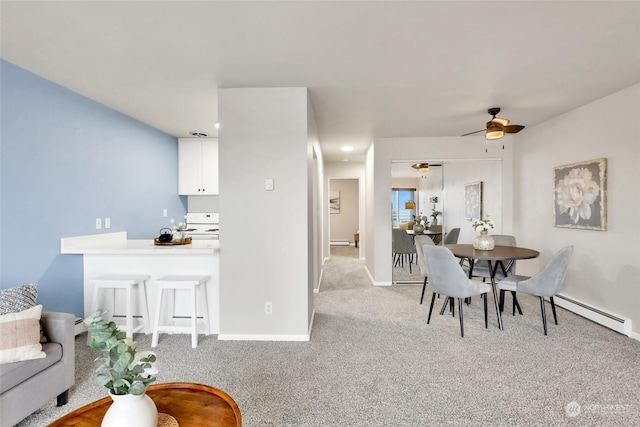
[85,311,157,395]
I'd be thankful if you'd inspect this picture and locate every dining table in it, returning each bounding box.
[443,244,540,330]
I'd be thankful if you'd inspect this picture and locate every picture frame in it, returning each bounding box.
[329,190,340,214]
[553,158,607,230]
[464,182,482,219]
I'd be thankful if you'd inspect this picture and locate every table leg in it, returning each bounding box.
[488,261,504,330]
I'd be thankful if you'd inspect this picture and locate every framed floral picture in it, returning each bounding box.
[329,191,340,214]
[553,158,607,230]
[464,182,482,219]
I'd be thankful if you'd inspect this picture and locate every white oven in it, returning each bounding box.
[185,213,219,240]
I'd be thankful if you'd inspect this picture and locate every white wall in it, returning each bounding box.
[513,83,640,335]
[329,179,359,243]
[443,161,502,244]
[367,137,513,284]
[218,87,314,340]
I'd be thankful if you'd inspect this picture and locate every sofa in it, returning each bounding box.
[0,311,75,426]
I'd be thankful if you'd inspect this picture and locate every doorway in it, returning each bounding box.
[328,178,360,249]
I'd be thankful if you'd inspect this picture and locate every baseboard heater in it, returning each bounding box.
[330,240,350,246]
[74,317,86,336]
[554,294,632,336]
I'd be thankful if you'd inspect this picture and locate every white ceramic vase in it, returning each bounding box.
[473,230,495,250]
[101,392,158,427]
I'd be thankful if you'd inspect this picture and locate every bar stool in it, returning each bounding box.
[89,275,151,341]
[152,275,211,348]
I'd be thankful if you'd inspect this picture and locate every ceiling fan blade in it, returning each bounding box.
[503,125,525,133]
[461,129,486,137]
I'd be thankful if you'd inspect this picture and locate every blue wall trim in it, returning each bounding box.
[0,59,186,316]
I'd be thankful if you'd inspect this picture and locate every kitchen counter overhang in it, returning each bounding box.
[61,232,219,255]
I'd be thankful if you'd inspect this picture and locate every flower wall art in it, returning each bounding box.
[464,182,482,220]
[553,158,607,230]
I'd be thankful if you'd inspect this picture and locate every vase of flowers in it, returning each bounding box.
[84,311,159,427]
[170,216,187,243]
[413,215,428,234]
[468,216,496,250]
[430,210,441,226]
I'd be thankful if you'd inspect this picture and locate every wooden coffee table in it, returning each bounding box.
[47,382,241,426]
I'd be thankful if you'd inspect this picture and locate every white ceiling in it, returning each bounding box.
[2,1,638,162]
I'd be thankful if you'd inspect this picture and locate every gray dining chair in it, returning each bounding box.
[463,234,521,315]
[414,235,435,304]
[392,228,417,273]
[443,227,460,245]
[428,225,443,245]
[497,246,573,335]
[424,245,491,337]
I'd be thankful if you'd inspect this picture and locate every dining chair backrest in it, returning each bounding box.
[516,246,574,297]
[492,234,516,247]
[414,235,435,276]
[392,228,416,255]
[424,246,475,298]
[443,228,460,245]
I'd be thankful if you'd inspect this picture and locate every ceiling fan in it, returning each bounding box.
[462,107,525,140]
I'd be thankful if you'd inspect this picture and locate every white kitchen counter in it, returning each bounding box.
[61,232,220,335]
[61,231,218,254]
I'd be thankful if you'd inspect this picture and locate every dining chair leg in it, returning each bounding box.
[539,296,548,336]
[439,296,449,315]
[550,296,558,325]
[499,289,505,313]
[484,293,488,328]
[420,277,428,304]
[512,292,523,315]
[427,292,437,324]
[458,298,464,337]
[451,297,455,317]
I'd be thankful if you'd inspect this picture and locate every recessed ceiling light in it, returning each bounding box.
[214,122,220,129]
[341,145,354,152]
[342,158,349,162]
[189,131,208,137]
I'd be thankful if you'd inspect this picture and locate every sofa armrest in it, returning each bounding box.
[40,312,75,371]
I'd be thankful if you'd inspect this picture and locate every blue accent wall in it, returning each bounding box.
[0,59,186,316]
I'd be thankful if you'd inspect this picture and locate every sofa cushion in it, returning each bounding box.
[0,284,38,314]
[0,305,46,365]
[0,341,62,394]
[0,283,47,342]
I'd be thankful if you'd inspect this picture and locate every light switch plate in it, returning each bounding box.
[265,178,274,191]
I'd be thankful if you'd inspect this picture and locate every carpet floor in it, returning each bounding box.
[16,248,640,426]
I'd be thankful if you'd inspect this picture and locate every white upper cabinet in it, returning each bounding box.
[178,138,219,195]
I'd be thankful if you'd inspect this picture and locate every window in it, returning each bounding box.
[391,188,416,227]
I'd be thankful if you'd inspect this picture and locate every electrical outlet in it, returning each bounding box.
[104,218,111,229]
[265,302,272,315]
[95,218,102,229]
[163,208,168,217]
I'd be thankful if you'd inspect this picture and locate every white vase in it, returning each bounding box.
[101,392,158,427]
[473,230,495,250]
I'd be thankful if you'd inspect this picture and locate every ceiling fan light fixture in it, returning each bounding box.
[411,163,429,172]
[485,128,504,140]
[492,117,510,126]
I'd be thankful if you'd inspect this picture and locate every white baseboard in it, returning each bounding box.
[363,265,391,286]
[217,333,310,341]
[554,294,632,336]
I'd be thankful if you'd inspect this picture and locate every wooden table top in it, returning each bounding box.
[444,244,540,261]
[47,382,241,427]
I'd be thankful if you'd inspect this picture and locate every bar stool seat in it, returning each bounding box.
[89,275,151,341]
[152,275,211,348]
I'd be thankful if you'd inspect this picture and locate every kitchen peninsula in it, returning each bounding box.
[61,232,220,334]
